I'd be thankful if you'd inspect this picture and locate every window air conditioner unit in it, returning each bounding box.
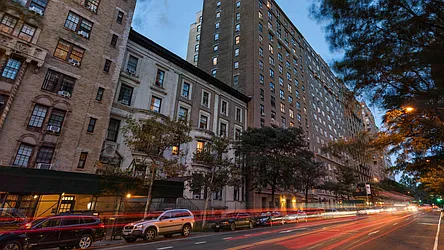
[68,58,80,67]
[77,30,89,38]
[119,99,129,105]
[58,90,71,98]
[47,125,60,133]
[36,163,52,170]
[126,68,136,76]
[193,194,201,199]
[29,6,43,16]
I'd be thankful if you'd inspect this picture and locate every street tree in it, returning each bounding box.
[122,114,192,216]
[238,127,310,209]
[322,164,358,202]
[311,0,444,191]
[188,136,241,229]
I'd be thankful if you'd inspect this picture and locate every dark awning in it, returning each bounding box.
[0,166,100,194]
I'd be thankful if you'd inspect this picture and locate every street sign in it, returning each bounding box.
[365,184,371,195]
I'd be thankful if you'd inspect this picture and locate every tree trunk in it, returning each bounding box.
[271,185,276,209]
[201,168,215,229]
[144,165,157,217]
[305,186,309,208]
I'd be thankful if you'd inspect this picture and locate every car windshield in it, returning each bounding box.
[143,213,162,220]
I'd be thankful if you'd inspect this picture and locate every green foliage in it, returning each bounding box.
[322,165,359,200]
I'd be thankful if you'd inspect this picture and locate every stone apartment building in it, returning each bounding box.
[194,0,374,208]
[99,29,250,211]
[186,10,202,66]
[0,0,136,216]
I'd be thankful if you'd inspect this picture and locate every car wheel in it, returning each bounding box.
[249,221,254,229]
[124,238,137,243]
[77,234,93,249]
[181,224,191,237]
[144,228,156,241]
[2,241,21,250]
[230,222,236,231]
[164,234,173,238]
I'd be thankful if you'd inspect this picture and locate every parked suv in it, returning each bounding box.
[213,212,254,232]
[122,209,194,243]
[24,214,104,249]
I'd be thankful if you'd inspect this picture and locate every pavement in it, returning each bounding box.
[54,211,443,250]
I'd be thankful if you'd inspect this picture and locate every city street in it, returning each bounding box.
[88,211,442,250]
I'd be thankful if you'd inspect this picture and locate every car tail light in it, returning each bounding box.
[99,223,105,228]
[24,222,32,229]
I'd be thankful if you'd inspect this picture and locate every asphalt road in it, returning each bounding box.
[88,211,442,250]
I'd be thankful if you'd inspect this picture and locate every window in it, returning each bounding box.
[297,114,301,121]
[77,152,88,169]
[260,104,265,116]
[193,54,198,62]
[30,0,49,15]
[258,23,263,32]
[64,12,93,39]
[260,118,264,127]
[259,47,263,57]
[182,82,190,98]
[221,101,228,115]
[286,61,291,68]
[260,88,264,101]
[202,91,209,107]
[288,83,292,93]
[196,34,200,41]
[288,96,293,103]
[1,59,21,80]
[116,11,124,24]
[235,24,240,32]
[259,74,264,84]
[278,65,283,73]
[0,14,18,34]
[172,146,179,155]
[197,25,201,32]
[213,57,218,66]
[268,21,272,29]
[54,40,85,66]
[279,89,284,99]
[18,24,36,42]
[13,144,33,167]
[150,96,162,113]
[289,109,294,118]
[278,53,282,61]
[42,69,76,96]
[234,61,239,69]
[270,82,275,92]
[259,34,263,44]
[234,48,239,57]
[233,75,239,85]
[280,103,285,113]
[235,36,240,44]
[155,69,165,87]
[214,33,219,40]
[106,118,120,141]
[217,1,221,8]
[96,87,104,101]
[178,106,188,120]
[269,69,274,78]
[36,147,54,164]
[28,105,48,128]
[213,44,219,52]
[236,12,240,21]
[259,60,264,71]
[271,96,276,107]
[296,101,301,109]
[219,122,227,137]
[103,59,111,72]
[235,128,241,140]
[216,12,221,19]
[269,56,274,65]
[110,34,118,47]
[236,108,242,122]
[211,69,217,77]
[47,109,66,133]
[271,110,276,119]
[279,77,284,86]
[197,141,205,152]
[236,1,241,8]
[269,44,274,54]
[195,44,199,52]
[290,121,294,127]
[281,117,286,127]
[117,84,133,105]
[287,72,292,81]
[199,115,208,129]
[268,33,274,41]
[87,118,96,133]
[126,55,138,74]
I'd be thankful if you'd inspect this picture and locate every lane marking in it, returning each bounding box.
[368,230,379,236]
[393,223,398,225]
[157,247,173,250]
[419,223,437,226]
[244,234,252,236]
[279,228,308,233]
[194,241,206,245]
[433,212,442,250]
[223,237,233,240]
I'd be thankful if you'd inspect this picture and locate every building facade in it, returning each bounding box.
[194,0,375,208]
[186,10,202,66]
[100,29,250,211]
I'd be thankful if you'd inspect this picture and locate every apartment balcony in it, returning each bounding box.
[0,32,47,67]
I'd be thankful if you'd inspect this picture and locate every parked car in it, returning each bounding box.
[0,232,28,250]
[304,208,325,218]
[323,208,339,218]
[24,214,104,249]
[283,210,308,223]
[0,209,28,231]
[213,212,254,232]
[121,209,194,243]
[254,211,285,226]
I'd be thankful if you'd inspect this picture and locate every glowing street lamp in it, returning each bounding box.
[405,107,415,113]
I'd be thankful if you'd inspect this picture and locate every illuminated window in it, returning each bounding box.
[197,141,205,152]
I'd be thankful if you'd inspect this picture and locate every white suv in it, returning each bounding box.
[122,209,194,242]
